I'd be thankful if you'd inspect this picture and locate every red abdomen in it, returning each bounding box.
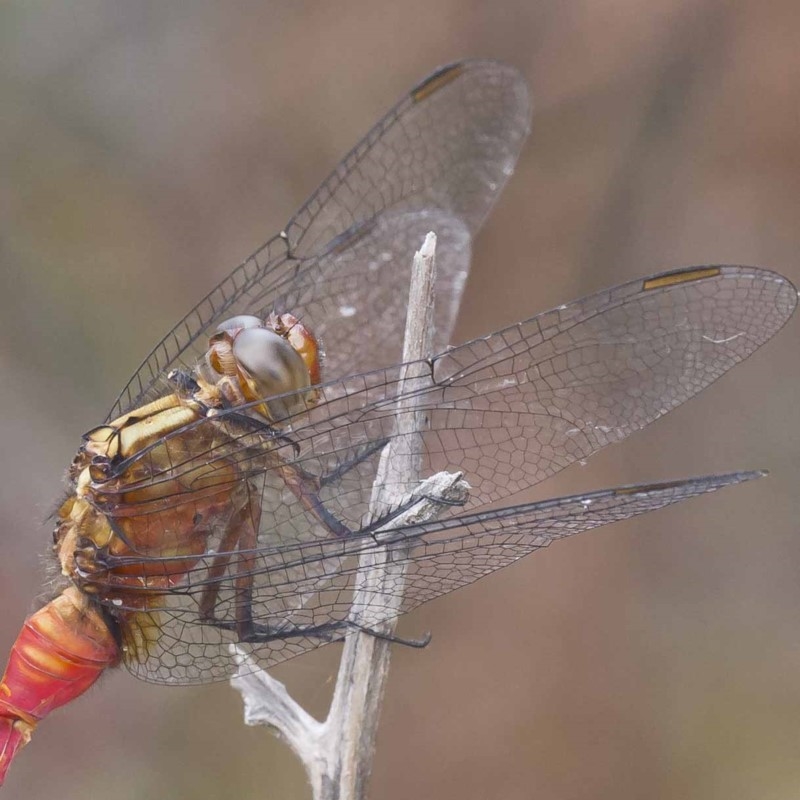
[0,587,119,784]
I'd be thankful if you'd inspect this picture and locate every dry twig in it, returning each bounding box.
[231,232,469,799]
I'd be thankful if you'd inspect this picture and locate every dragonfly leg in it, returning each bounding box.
[197,488,261,640]
[276,437,390,538]
[211,619,347,645]
[345,620,432,649]
[359,487,468,542]
[278,460,352,538]
[225,619,431,651]
[315,437,390,490]
[197,516,243,621]
[234,487,261,642]
[166,368,200,395]
[225,411,301,455]
[225,422,388,540]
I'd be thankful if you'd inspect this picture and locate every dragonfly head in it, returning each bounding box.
[198,313,322,422]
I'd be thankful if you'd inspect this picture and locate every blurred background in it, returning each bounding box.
[1,2,799,799]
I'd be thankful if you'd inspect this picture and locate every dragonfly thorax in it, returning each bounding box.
[196,312,322,422]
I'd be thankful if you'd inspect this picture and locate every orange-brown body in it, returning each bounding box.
[0,313,322,784]
[65,393,244,597]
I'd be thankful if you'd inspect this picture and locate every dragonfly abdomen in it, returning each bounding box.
[0,587,119,782]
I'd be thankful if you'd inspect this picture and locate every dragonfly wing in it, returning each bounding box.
[93,265,794,683]
[283,60,531,257]
[107,59,530,420]
[103,264,795,546]
[116,472,760,684]
[421,265,797,503]
[100,264,795,559]
[257,264,796,522]
[265,209,473,377]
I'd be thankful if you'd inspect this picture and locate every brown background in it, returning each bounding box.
[1,2,799,799]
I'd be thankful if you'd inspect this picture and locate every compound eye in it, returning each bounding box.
[216,315,262,334]
[232,327,310,398]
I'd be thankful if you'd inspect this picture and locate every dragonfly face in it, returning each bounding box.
[195,312,323,422]
[0,59,795,785]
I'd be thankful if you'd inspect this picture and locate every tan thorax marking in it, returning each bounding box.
[82,394,201,462]
[59,394,207,578]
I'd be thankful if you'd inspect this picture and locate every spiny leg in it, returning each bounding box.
[197,511,246,621]
[275,437,390,538]
[315,437,389,490]
[197,486,261,629]
[227,413,388,539]
[277,462,351,537]
[211,618,430,650]
[232,486,261,641]
[195,444,370,637]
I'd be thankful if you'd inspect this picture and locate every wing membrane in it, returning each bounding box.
[283,61,531,256]
[101,265,796,540]
[111,264,793,531]
[106,60,530,420]
[113,472,760,683]
[83,265,796,683]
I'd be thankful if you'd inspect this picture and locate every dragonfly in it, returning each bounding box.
[0,60,795,785]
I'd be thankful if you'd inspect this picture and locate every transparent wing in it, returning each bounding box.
[283,60,531,257]
[266,210,474,378]
[83,265,796,683]
[113,472,760,684]
[106,60,531,419]
[128,265,793,529]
